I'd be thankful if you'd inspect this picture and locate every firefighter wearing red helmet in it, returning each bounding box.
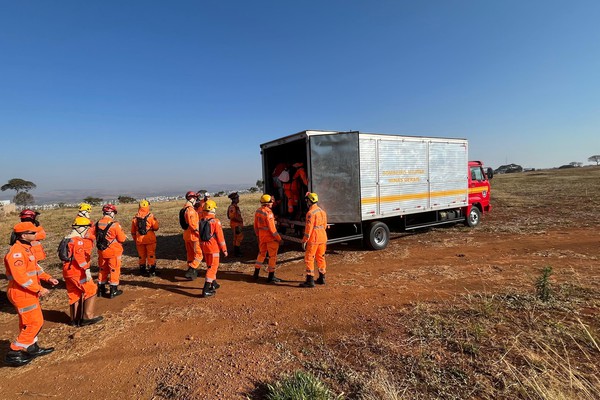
[94,204,127,298]
[182,191,203,280]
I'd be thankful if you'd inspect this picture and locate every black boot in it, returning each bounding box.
[26,343,55,358]
[108,285,123,298]
[148,264,157,276]
[80,316,104,326]
[201,281,216,298]
[267,272,282,283]
[139,265,148,276]
[252,268,260,280]
[299,275,315,288]
[211,280,220,290]
[234,246,242,257]
[4,350,33,367]
[97,283,107,298]
[185,267,198,281]
[315,273,326,285]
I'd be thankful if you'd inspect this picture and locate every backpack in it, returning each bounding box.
[9,231,17,245]
[179,207,190,230]
[199,219,215,242]
[95,221,114,251]
[58,237,72,262]
[136,214,150,235]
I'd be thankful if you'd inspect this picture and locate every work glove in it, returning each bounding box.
[302,242,307,251]
[85,269,93,282]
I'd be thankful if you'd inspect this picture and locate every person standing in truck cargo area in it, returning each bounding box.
[253,194,284,283]
[272,162,288,215]
[95,204,127,299]
[4,221,59,367]
[11,209,47,269]
[182,191,203,281]
[291,162,309,218]
[227,192,244,257]
[62,217,103,327]
[299,192,328,288]
[131,200,160,276]
[198,200,228,298]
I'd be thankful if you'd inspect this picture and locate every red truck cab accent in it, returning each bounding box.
[467,161,492,226]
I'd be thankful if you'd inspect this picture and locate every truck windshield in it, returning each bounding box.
[470,166,485,181]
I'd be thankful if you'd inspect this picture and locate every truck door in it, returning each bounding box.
[468,163,491,211]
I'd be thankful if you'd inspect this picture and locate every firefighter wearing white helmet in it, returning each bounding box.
[300,192,328,288]
[253,194,283,282]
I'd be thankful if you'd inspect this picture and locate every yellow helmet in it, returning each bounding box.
[203,199,217,212]
[305,192,319,203]
[72,217,91,227]
[260,194,273,204]
[79,203,92,212]
[139,200,150,208]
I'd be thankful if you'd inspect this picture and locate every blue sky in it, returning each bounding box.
[1,1,599,201]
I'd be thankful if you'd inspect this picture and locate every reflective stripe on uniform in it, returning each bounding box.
[19,303,38,313]
[22,279,34,287]
[27,271,37,277]
[79,278,88,284]
[80,261,88,268]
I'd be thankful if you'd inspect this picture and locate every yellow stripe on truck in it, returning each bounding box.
[468,187,488,194]
[361,189,467,205]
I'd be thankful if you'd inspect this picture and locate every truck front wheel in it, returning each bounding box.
[365,221,390,250]
[466,207,481,228]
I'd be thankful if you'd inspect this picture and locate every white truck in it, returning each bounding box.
[260,130,492,249]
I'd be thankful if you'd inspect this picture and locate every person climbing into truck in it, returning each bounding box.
[300,192,328,288]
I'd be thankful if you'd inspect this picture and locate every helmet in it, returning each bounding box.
[203,199,217,212]
[13,221,42,234]
[185,191,198,200]
[139,200,150,208]
[204,192,211,198]
[260,194,273,204]
[305,192,319,203]
[228,192,239,200]
[102,204,118,214]
[19,209,39,220]
[72,217,91,227]
[79,203,92,212]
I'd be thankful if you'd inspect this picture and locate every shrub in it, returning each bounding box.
[266,370,341,400]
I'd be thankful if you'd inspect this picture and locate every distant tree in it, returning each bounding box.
[558,164,576,169]
[215,191,226,197]
[588,155,600,165]
[14,192,34,206]
[118,195,137,204]
[2,178,37,205]
[256,179,264,191]
[569,161,583,167]
[1,178,37,193]
[248,187,258,193]
[83,196,103,206]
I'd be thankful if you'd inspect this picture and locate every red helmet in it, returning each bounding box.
[102,204,118,214]
[185,191,198,200]
[19,209,39,221]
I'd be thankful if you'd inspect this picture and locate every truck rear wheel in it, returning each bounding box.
[365,221,390,250]
[466,207,481,228]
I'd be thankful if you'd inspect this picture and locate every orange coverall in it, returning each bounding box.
[254,205,282,273]
[131,210,159,267]
[30,226,47,262]
[183,204,203,269]
[227,203,244,247]
[63,234,97,305]
[302,203,328,276]
[96,216,127,286]
[4,241,55,351]
[199,216,227,282]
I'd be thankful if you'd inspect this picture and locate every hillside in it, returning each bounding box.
[1,167,599,399]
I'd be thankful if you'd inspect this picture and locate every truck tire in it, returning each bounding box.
[466,207,481,228]
[365,221,390,250]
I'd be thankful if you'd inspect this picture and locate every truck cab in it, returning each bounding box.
[466,161,493,227]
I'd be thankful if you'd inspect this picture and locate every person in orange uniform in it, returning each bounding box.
[62,217,103,326]
[131,200,160,276]
[4,222,59,367]
[227,192,244,257]
[95,204,127,298]
[199,200,228,298]
[291,162,309,217]
[300,192,328,288]
[183,191,202,280]
[12,209,47,268]
[253,194,284,283]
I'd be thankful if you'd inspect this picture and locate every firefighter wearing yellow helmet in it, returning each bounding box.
[198,199,228,298]
[300,192,328,288]
[131,199,160,276]
[253,193,283,282]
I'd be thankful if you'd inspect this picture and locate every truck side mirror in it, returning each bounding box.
[486,167,494,180]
